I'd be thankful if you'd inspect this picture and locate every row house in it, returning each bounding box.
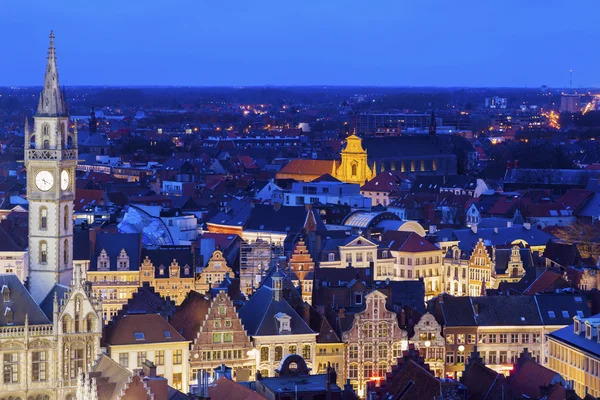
[0,269,102,400]
[341,290,409,396]
[196,250,234,294]
[288,238,315,304]
[410,312,446,377]
[319,235,395,278]
[170,290,255,390]
[238,271,318,378]
[431,293,591,380]
[381,230,444,299]
[443,240,530,297]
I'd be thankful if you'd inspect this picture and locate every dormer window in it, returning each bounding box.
[4,307,13,325]
[328,253,335,262]
[159,266,165,276]
[586,325,592,339]
[275,312,292,333]
[184,266,190,275]
[117,249,130,270]
[382,250,389,258]
[574,320,580,334]
[97,249,110,271]
[1,285,9,302]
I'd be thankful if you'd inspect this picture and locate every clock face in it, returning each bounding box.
[35,171,54,191]
[61,170,70,191]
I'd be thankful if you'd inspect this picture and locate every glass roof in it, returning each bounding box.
[343,211,383,228]
[118,205,174,247]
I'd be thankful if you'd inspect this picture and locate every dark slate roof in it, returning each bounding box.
[170,290,211,341]
[362,136,455,159]
[0,274,50,326]
[473,296,542,326]
[548,315,600,358]
[90,232,142,271]
[535,293,591,326]
[307,305,342,344]
[105,314,187,346]
[385,280,426,315]
[141,246,195,279]
[73,229,92,261]
[245,205,324,233]
[39,283,70,321]
[452,225,554,252]
[0,224,24,251]
[238,285,315,337]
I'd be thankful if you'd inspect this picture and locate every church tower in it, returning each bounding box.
[335,133,375,185]
[25,31,78,303]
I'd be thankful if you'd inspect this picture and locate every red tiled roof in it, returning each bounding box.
[105,314,187,346]
[462,362,506,400]
[488,196,520,216]
[277,159,336,177]
[523,270,566,295]
[361,170,412,192]
[74,188,105,211]
[378,359,440,399]
[382,231,439,253]
[556,189,594,212]
[208,377,266,400]
[510,359,562,399]
[170,291,211,341]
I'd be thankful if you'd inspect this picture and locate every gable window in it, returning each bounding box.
[117,249,129,270]
[97,249,109,270]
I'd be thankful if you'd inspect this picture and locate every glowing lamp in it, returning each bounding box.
[458,345,465,352]
[425,341,431,347]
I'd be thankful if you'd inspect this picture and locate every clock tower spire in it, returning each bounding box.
[26,31,78,303]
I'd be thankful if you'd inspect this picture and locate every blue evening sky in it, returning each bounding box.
[1,0,598,87]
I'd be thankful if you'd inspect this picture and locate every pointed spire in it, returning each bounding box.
[37,30,68,117]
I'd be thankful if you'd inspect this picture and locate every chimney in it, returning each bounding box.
[438,293,444,304]
[506,160,512,170]
[142,360,157,378]
[507,221,513,228]
[514,159,519,169]
[305,203,312,212]
[493,227,498,234]
[429,225,437,234]
[400,308,406,327]
[523,222,531,230]
[471,225,478,234]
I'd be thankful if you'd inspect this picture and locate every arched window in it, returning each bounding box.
[364,362,373,379]
[64,205,69,230]
[328,253,335,262]
[86,315,94,332]
[67,135,73,149]
[74,298,81,332]
[42,124,49,136]
[64,239,69,266]
[62,315,70,333]
[348,363,358,379]
[392,342,403,358]
[410,160,416,172]
[30,135,36,149]
[40,241,48,264]
[351,163,358,177]
[43,140,50,149]
[377,362,388,379]
[421,159,425,171]
[40,207,48,230]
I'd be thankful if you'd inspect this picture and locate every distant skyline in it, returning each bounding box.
[1,1,599,87]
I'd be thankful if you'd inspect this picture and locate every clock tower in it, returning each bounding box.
[25,31,78,303]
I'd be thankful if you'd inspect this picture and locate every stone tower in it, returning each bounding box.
[25,31,78,303]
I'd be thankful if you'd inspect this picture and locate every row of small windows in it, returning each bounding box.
[378,159,438,173]
[39,206,70,230]
[29,135,73,149]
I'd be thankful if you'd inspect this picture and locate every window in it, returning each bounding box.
[499,334,507,344]
[260,347,269,362]
[349,344,358,359]
[378,362,388,378]
[302,344,311,359]
[521,333,530,343]
[364,363,373,379]
[446,334,454,345]
[562,311,569,318]
[70,348,84,379]
[499,351,508,364]
[457,334,465,344]
[164,330,171,339]
[488,352,497,364]
[137,351,147,367]
[378,343,387,359]
[212,333,222,343]
[349,363,358,379]
[134,332,145,341]
[548,311,556,318]
[364,343,374,359]
[155,351,164,366]
[64,239,69,266]
[32,351,47,382]
[328,253,335,262]
[467,334,476,344]
[392,342,403,358]
[456,352,465,364]
[511,334,519,343]
[346,253,352,264]
[275,346,283,362]
[289,345,297,355]
[400,257,405,265]
[173,349,182,365]
[214,320,222,328]
[378,323,388,338]
[172,373,183,390]
[3,353,18,383]
[223,332,233,343]
[219,305,226,315]
[225,320,232,328]
[64,205,69,230]
[354,293,363,305]
[488,334,497,344]
[351,163,357,176]
[364,323,373,338]
[40,241,48,264]
[356,253,363,262]
[40,207,48,230]
[446,352,454,365]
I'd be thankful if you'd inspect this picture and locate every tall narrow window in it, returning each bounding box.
[30,135,36,149]
[64,205,69,230]
[40,207,48,230]
[32,351,47,382]
[351,163,358,177]
[40,241,48,264]
[42,124,49,136]
[64,239,69,266]
[43,140,50,150]
[70,348,84,379]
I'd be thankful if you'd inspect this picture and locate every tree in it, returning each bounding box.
[554,221,600,262]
